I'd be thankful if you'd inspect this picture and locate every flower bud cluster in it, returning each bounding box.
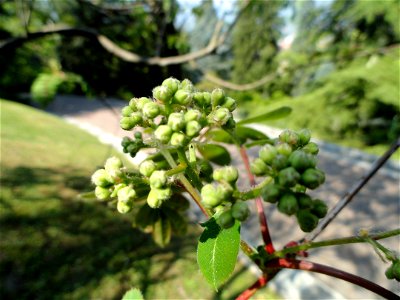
[385,259,400,281]
[200,166,249,229]
[252,129,328,232]
[118,77,237,155]
[121,133,145,158]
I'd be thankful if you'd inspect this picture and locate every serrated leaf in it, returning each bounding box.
[152,215,171,247]
[237,106,292,125]
[197,217,240,291]
[198,144,231,165]
[121,288,143,300]
[206,129,234,144]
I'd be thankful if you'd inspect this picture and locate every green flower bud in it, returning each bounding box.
[301,168,325,189]
[296,209,319,232]
[173,89,192,105]
[184,109,202,122]
[251,158,269,176]
[297,193,313,209]
[202,92,212,107]
[153,85,173,103]
[276,142,293,156]
[180,79,194,92]
[122,106,134,117]
[186,120,202,137]
[278,167,301,187]
[104,156,123,178]
[271,154,289,170]
[136,97,152,111]
[129,98,138,110]
[279,129,300,147]
[110,183,127,197]
[385,264,395,280]
[298,129,311,145]
[278,193,299,216]
[213,107,232,125]
[211,88,226,108]
[143,102,160,119]
[261,183,282,203]
[168,112,185,132]
[120,116,136,130]
[393,261,400,281]
[162,77,180,94]
[217,210,235,229]
[213,166,239,184]
[201,184,223,208]
[154,125,172,144]
[170,132,187,146]
[95,186,111,200]
[117,199,133,214]
[134,131,142,140]
[222,97,237,112]
[139,160,157,177]
[193,92,205,107]
[259,144,278,165]
[91,169,113,187]
[147,187,172,208]
[117,186,137,202]
[289,150,317,171]
[231,201,250,221]
[302,142,319,155]
[311,199,328,218]
[149,170,168,189]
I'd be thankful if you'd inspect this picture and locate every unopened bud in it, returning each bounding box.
[136,97,151,111]
[201,184,223,208]
[278,193,299,216]
[276,142,293,156]
[120,116,136,130]
[129,98,138,110]
[278,167,301,187]
[122,106,134,117]
[184,109,202,122]
[153,85,173,103]
[213,166,239,184]
[296,209,319,232]
[154,125,172,144]
[117,200,133,214]
[271,154,289,170]
[149,170,168,189]
[251,158,269,176]
[95,186,111,200]
[110,183,127,197]
[143,102,160,119]
[302,142,319,155]
[222,97,237,112]
[298,129,311,145]
[211,88,226,108]
[117,186,137,202]
[289,150,317,171]
[168,112,185,131]
[261,184,281,203]
[185,120,202,137]
[279,129,300,146]
[213,107,232,125]
[301,168,325,189]
[170,132,187,146]
[139,160,156,177]
[259,144,278,165]
[91,169,113,187]
[162,77,180,95]
[174,89,192,105]
[311,199,328,218]
[217,210,235,229]
[105,156,123,179]
[180,79,194,92]
[202,92,212,107]
[147,187,172,208]
[231,201,250,221]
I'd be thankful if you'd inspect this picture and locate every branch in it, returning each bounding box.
[303,138,400,242]
[0,22,224,66]
[269,258,400,300]
[236,276,268,300]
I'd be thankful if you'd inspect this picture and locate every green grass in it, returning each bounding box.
[0,100,279,300]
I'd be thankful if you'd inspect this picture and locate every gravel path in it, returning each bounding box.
[47,95,400,299]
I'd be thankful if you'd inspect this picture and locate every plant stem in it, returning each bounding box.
[268,258,400,300]
[236,276,268,300]
[272,229,400,258]
[304,138,400,242]
[239,146,275,254]
[176,148,203,191]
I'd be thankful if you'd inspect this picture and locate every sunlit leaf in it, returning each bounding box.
[121,288,143,300]
[236,126,269,144]
[197,217,241,291]
[198,144,231,165]
[237,107,292,125]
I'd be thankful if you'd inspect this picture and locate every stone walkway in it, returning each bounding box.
[47,95,400,299]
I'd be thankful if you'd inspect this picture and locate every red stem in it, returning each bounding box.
[236,276,268,300]
[240,146,275,254]
[268,258,399,300]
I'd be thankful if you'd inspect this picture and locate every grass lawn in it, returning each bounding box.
[0,100,279,300]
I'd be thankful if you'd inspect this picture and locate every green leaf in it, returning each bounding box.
[205,129,234,144]
[121,288,144,300]
[197,217,241,291]
[152,214,171,247]
[198,144,231,165]
[235,126,269,144]
[237,107,292,125]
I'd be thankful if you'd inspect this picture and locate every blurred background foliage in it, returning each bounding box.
[1,0,398,151]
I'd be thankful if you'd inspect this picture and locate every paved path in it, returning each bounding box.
[47,95,400,299]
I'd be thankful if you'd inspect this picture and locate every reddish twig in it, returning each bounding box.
[239,146,275,254]
[236,276,268,300]
[268,258,399,300]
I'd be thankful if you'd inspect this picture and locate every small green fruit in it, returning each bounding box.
[278,167,301,187]
[149,170,168,189]
[298,129,311,145]
[170,132,187,146]
[311,199,328,218]
[217,210,235,229]
[297,193,313,209]
[279,130,300,147]
[301,168,325,189]
[95,186,111,200]
[91,169,113,187]
[259,145,278,165]
[271,154,289,170]
[173,89,192,105]
[154,125,173,144]
[211,88,226,108]
[278,193,299,215]
[117,186,137,202]
[213,166,239,184]
[168,112,185,131]
[143,102,160,119]
[261,184,281,203]
[162,77,180,94]
[139,160,156,177]
[289,150,317,171]
[276,142,293,156]
[185,120,202,137]
[231,201,250,221]
[117,200,133,214]
[302,142,319,155]
[296,210,319,232]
